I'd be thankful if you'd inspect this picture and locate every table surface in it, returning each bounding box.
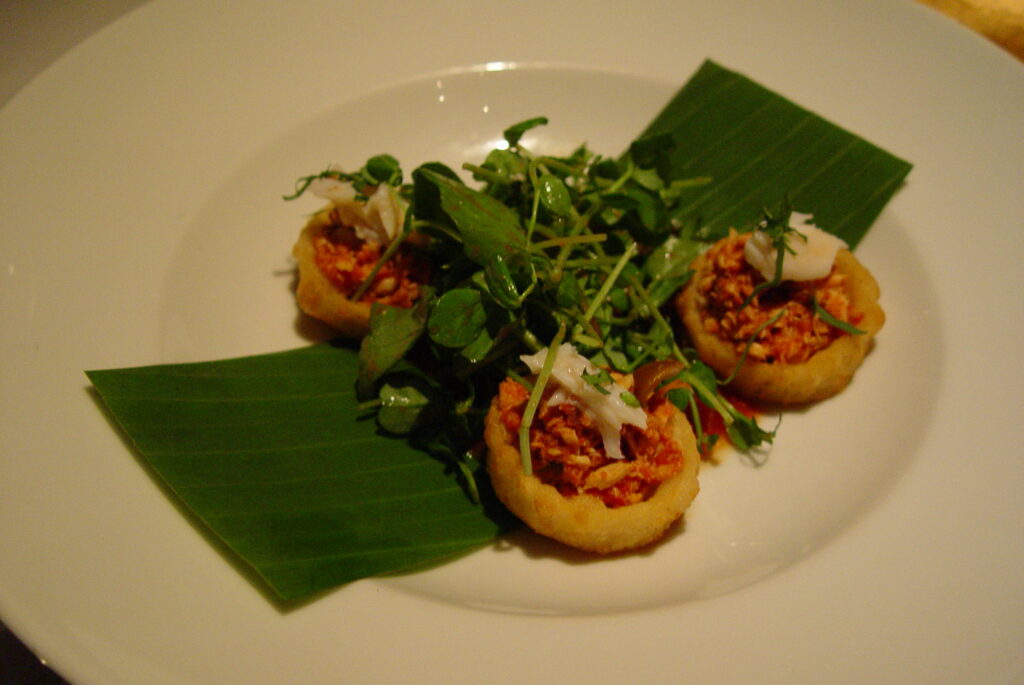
[1,0,1021,683]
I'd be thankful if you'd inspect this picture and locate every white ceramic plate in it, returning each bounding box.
[2,1,1022,683]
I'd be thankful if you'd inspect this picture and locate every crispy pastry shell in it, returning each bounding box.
[484,396,701,554]
[677,249,885,405]
[292,208,374,339]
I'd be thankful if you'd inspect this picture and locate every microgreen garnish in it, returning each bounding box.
[519,323,566,476]
[812,296,865,335]
[739,196,806,310]
[620,391,641,408]
[582,369,614,394]
[282,155,405,201]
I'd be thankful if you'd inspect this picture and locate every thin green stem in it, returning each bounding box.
[518,322,566,475]
[581,243,636,323]
[351,229,410,302]
[530,233,607,251]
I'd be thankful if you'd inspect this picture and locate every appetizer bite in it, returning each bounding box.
[292,176,428,338]
[677,210,884,405]
[485,344,701,554]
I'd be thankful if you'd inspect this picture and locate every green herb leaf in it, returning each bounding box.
[363,154,402,185]
[416,167,527,267]
[554,271,583,308]
[582,369,614,394]
[411,162,463,227]
[620,391,641,408]
[427,288,487,348]
[537,173,573,217]
[357,300,427,399]
[666,386,694,412]
[643,234,701,306]
[503,116,548,147]
[481,149,527,181]
[483,252,535,310]
[378,380,432,434]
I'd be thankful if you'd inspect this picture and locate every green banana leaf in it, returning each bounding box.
[641,60,912,247]
[87,344,513,602]
[87,60,912,602]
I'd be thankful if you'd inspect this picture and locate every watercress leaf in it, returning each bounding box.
[411,162,463,226]
[377,381,432,434]
[481,149,527,181]
[554,271,583,308]
[602,192,638,212]
[589,157,621,182]
[417,167,527,268]
[679,361,721,407]
[606,187,668,245]
[427,288,487,348]
[648,275,691,308]
[484,252,535,310]
[632,167,664,192]
[537,173,573,217]
[644,234,702,282]
[503,116,549,147]
[460,326,495,364]
[725,415,774,453]
[357,299,428,399]
[643,234,702,305]
[364,154,402,185]
[629,131,675,170]
[627,187,666,232]
[666,386,695,412]
[608,287,630,311]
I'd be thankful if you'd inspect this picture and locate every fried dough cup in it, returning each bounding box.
[292,209,374,339]
[484,386,701,554]
[292,203,426,339]
[678,248,884,405]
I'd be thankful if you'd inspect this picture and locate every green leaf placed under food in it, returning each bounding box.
[637,60,912,248]
[87,343,512,602]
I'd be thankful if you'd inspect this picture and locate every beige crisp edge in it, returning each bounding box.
[678,250,885,406]
[484,396,701,554]
[292,208,374,339]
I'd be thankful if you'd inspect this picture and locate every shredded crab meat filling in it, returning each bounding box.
[497,379,684,508]
[313,218,428,308]
[698,233,863,364]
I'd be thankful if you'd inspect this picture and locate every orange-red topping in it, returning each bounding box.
[696,233,862,364]
[313,224,427,308]
[497,378,684,508]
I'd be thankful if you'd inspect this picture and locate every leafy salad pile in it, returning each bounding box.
[288,116,775,498]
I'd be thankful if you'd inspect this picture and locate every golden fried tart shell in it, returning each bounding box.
[678,249,885,405]
[484,396,701,554]
[292,209,374,339]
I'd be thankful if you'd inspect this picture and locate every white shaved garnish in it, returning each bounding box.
[312,179,405,245]
[521,343,646,460]
[744,212,847,282]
